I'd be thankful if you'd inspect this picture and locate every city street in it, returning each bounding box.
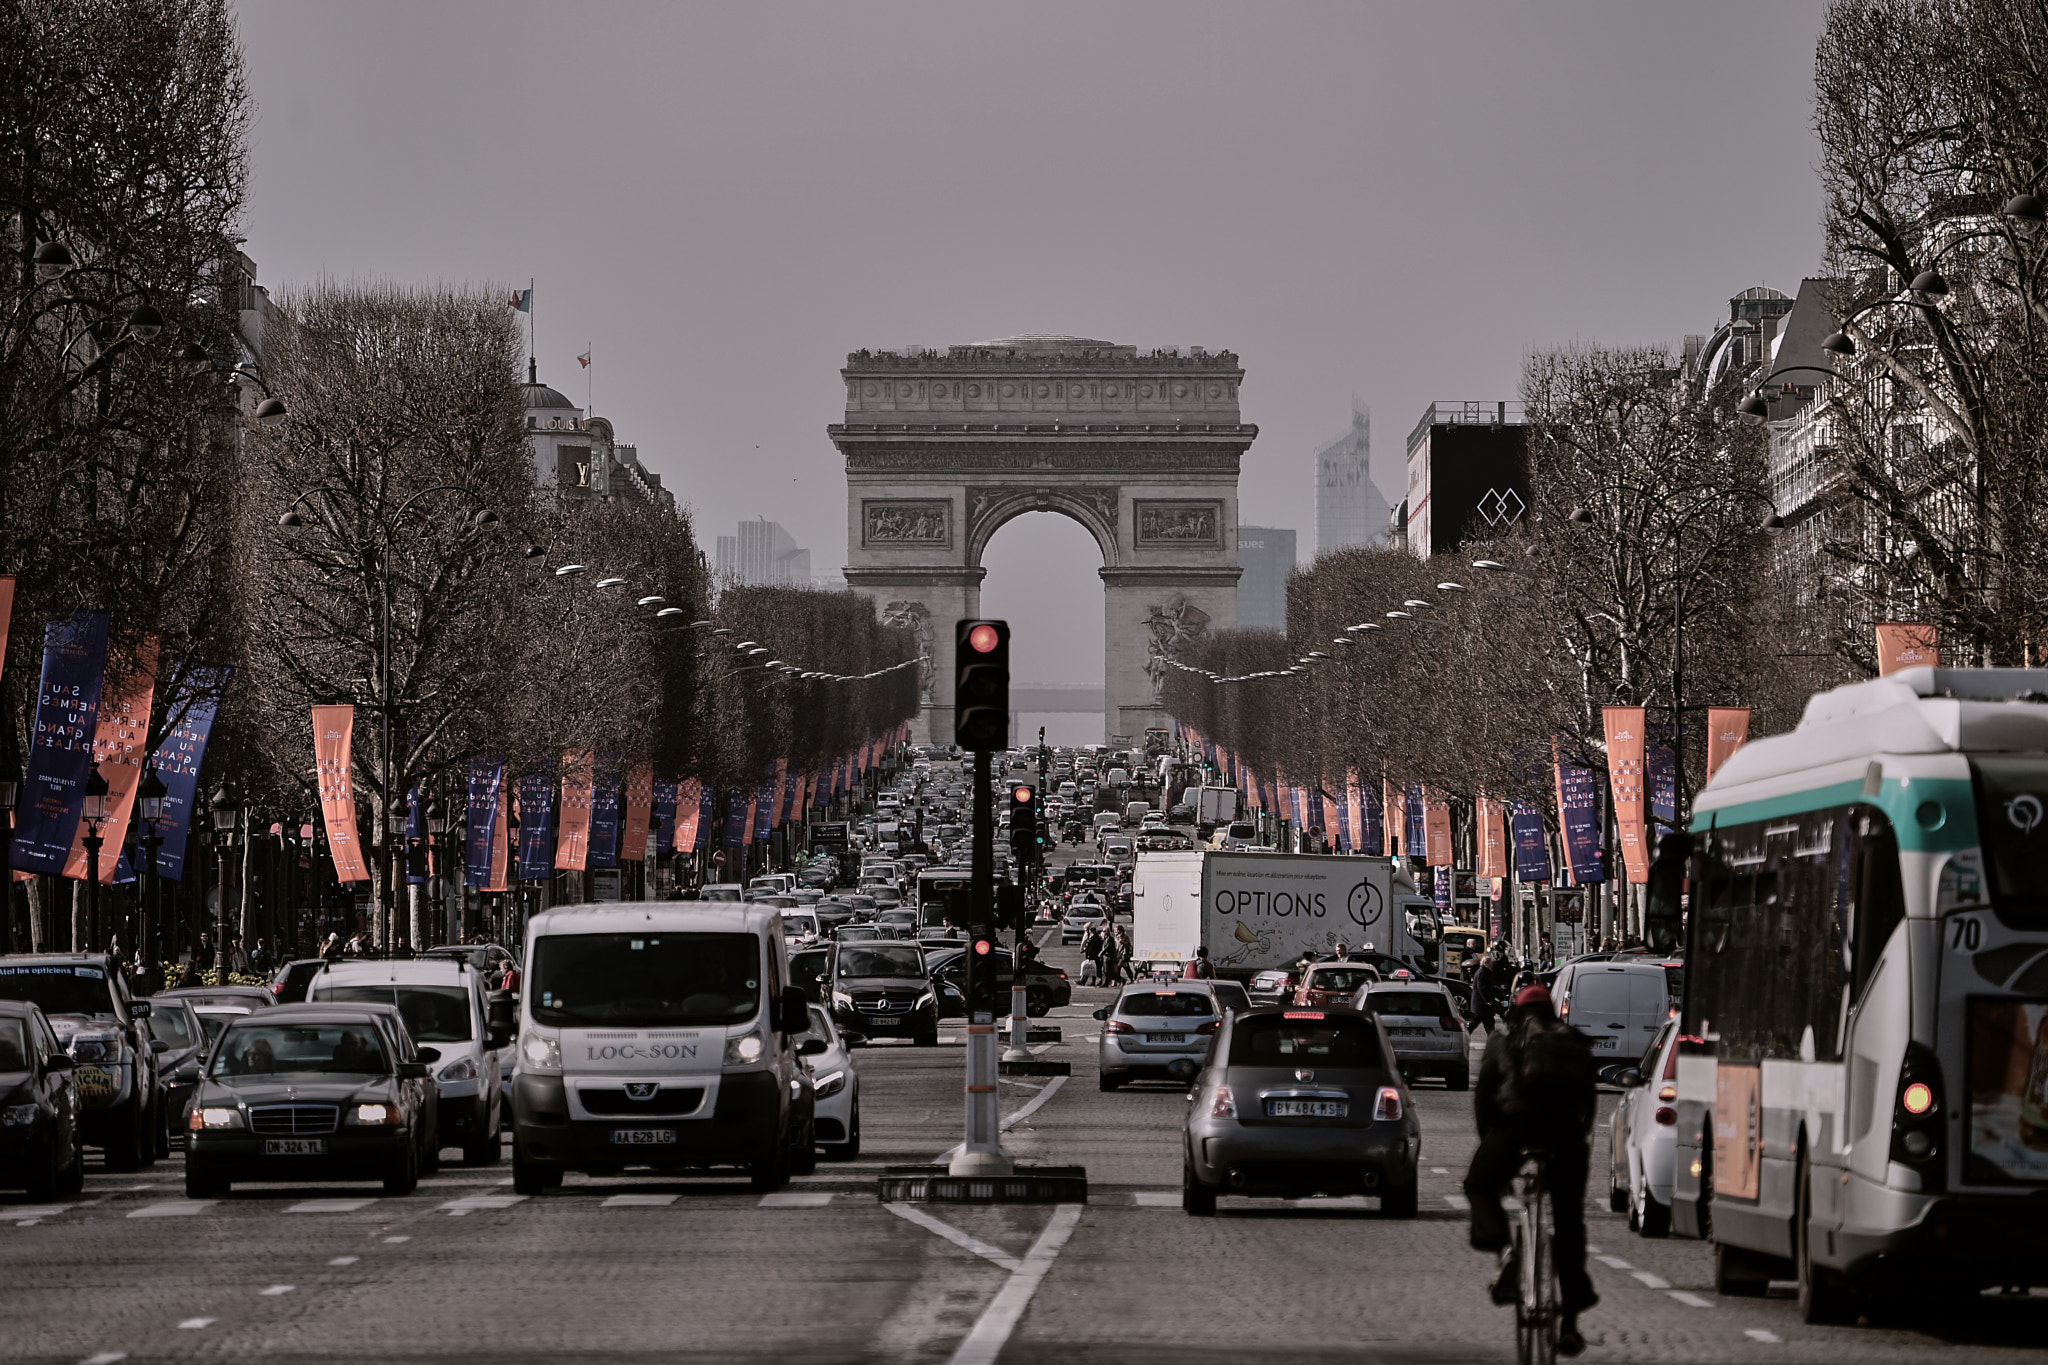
[3,924,2043,1365]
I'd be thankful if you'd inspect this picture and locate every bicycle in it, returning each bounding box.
[1512,1149,1561,1365]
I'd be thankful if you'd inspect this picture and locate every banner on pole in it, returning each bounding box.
[465,758,504,888]
[588,771,621,870]
[653,776,677,855]
[1704,707,1751,784]
[1602,707,1649,885]
[146,667,227,883]
[1510,802,1551,883]
[516,775,554,881]
[555,750,594,872]
[9,612,112,875]
[1875,622,1938,675]
[1405,784,1427,863]
[1477,796,1506,880]
[675,778,702,852]
[624,763,654,863]
[1553,737,1605,886]
[312,704,370,883]
[63,635,158,883]
[1423,789,1453,868]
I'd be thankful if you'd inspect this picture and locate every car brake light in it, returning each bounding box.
[1654,1106,1677,1125]
[1439,1015,1458,1032]
[1558,1002,1569,1019]
[1196,1020,1221,1034]
[1104,1020,1134,1034]
[1902,1081,1934,1116]
[1372,1086,1402,1122]
[1658,1083,1677,1102]
[1210,1085,1237,1118]
[1284,1011,1324,1020]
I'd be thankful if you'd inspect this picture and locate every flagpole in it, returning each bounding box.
[528,277,536,371]
[587,342,592,415]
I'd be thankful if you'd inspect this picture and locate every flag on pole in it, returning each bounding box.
[509,288,532,312]
[577,347,591,369]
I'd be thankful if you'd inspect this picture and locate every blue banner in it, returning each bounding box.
[1510,803,1551,884]
[1555,750,1606,886]
[465,758,504,887]
[1647,724,1677,834]
[1405,783,1426,862]
[695,783,713,851]
[144,667,225,883]
[588,773,621,870]
[653,777,677,854]
[1434,865,1452,916]
[752,780,773,842]
[1360,787,1383,856]
[10,612,111,875]
[723,789,747,848]
[516,776,554,881]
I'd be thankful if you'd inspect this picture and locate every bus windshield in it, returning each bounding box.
[1972,757,2048,928]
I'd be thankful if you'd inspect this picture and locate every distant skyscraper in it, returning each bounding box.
[1236,526,1296,632]
[1315,402,1389,556]
[715,518,812,586]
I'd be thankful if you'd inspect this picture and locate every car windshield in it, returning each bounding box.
[1365,991,1447,1017]
[0,1018,27,1070]
[1212,983,1251,1013]
[0,964,116,1018]
[211,1023,391,1077]
[530,932,761,1027]
[838,947,925,979]
[701,886,743,902]
[145,1004,199,1048]
[1305,968,1378,993]
[194,1010,244,1043]
[316,985,473,1042]
[1230,1014,1386,1068]
[1117,991,1215,1017]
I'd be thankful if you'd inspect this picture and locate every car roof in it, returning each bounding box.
[225,1004,387,1026]
[162,986,274,1004]
[0,998,46,1017]
[1363,979,1448,993]
[312,959,475,986]
[530,902,782,935]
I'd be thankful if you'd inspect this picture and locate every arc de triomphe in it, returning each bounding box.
[831,335,1254,745]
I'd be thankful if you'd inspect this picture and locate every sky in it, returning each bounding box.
[236,0,1829,699]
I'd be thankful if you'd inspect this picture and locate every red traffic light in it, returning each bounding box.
[973,938,992,955]
[966,623,1001,653]
[1012,785,1034,803]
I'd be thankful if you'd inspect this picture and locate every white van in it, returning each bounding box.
[309,958,513,1165]
[1555,959,1674,1060]
[510,902,817,1194]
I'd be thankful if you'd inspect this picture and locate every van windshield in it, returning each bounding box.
[530,933,761,1027]
[316,985,474,1042]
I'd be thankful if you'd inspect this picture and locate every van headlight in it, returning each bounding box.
[831,990,853,1009]
[439,1056,478,1083]
[724,1031,765,1066]
[914,990,935,1010]
[520,1034,562,1071]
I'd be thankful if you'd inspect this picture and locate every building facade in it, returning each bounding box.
[1313,403,1389,556]
[714,519,813,587]
[1235,526,1295,632]
[1402,401,1528,559]
[522,359,673,510]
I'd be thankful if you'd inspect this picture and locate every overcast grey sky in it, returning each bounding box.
[238,1,1828,697]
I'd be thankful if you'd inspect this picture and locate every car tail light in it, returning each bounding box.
[1196,1019,1221,1034]
[1104,1020,1134,1034]
[1654,1106,1677,1125]
[270,982,285,997]
[1559,1002,1569,1020]
[1209,1085,1237,1118]
[1372,1087,1403,1122]
[1657,1083,1677,1102]
[1439,1015,1458,1032]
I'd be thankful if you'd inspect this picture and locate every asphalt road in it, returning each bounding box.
[4,916,2045,1362]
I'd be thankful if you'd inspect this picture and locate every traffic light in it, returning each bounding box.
[996,883,1027,934]
[964,929,999,1019]
[1008,782,1036,860]
[954,619,1009,752]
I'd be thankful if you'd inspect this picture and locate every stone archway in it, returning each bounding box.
[832,335,1255,745]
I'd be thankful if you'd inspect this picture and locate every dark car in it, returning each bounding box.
[0,1001,83,1198]
[144,997,211,1142]
[1181,1004,1421,1217]
[184,1006,437,1197]
[1168,804,1195,824]
[268,959,328,1005]
[926,947,1071,1016]
[0,954,162,1171]
[826,942,938,1045]
[789,947,831,1004]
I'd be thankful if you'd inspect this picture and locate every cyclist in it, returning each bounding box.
[1465,982,1598,1357]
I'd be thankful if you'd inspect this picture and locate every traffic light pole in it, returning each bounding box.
[953,746,1013,1176]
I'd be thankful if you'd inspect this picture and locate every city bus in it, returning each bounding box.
[916,869,973,930]
[1661,666,2048,1321]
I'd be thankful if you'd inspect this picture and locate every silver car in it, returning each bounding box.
[797,1004,860,1160]
[1095,984,1221,1090]
[1354,980,1468,1090]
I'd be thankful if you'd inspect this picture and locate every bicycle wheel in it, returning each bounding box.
[1517,1179,1559,1365]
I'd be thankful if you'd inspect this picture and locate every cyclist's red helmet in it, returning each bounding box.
[1514,984,1553,1008]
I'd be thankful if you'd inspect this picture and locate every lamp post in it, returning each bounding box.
[0,773,17,951]
[210,787,243,980]
[80,764,111,951]
[386,790,409,957]
[136,768,168,975]
[426,799,448,949]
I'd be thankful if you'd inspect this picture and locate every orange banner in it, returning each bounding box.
[1383,774,1402,857]
[677,778,702,850]
[1477,795,1506,881]
[1344,768,1363,852]
[485,789,510,892]
[1704,707,1752,786]
[1423,788,1453,867]
[313,705,370,883]
[1320,777,1340,842]
[623,762,654,862]
[1604,706,1649,885]
[1876,621,1938,675]
[555,749,594,871]
[64,636,158,882]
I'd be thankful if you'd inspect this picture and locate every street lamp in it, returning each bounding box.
[136,768,169,971]
[210,786,243,980]
[80,764,110,950]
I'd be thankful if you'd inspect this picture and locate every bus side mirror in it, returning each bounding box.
[1646,831,1690,955]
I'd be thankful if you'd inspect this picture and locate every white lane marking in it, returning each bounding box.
[1132,1191,1180,1207]
[1596,1254,1634,1270]
[259,1284,294,1296]
[327,1256,359,1266]
[1631,1270,1671,1289]
[1744,1327,1780,1341]
[175,1318,214,1330]
[1001,1074,1066,1131]
[438,1193,527,1216]
[130,1201,216,1218]
[946,1203,1084,1365]
[938,1036,959,1044]
[759,1191,833,1208]
[79,1354,128,1364]
[1000,1077,1046,1090]
[1586,1244,1603,1254]
[1029,1043,1056,1055]
[286,1198,376,1213]
[382,1235,411,1243]
[10,1205,70,1221]
[883,1201,1021,1272]
[601,1194,678,1208]
[1442,1194,1470,1210]
[1431,1167,1450,1175]
[1669,1290,1714,1308]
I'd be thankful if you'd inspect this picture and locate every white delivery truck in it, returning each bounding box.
[1177,851,1436,978]
[1131,851,1206,972]
[1190,786,1241,831]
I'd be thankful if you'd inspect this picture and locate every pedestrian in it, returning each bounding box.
[1080,923,1103,985]
[1180,945,1216,980]
[1472,946,1513,1034]
[320,931,344,962]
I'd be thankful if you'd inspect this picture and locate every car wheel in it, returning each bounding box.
[511,1141,558,1196]
[1608,1180,1629,1214]
[1182,1157,1216,1216]
[185,1164,228,1199]
[1444,1063,1469,1091]
[1026,993,1049,1018]
[102,1103,141,1173]
[463,1132,502,1166]
[383,1140,418,1196]
[750,1129,791,1192]
[58,1136,85,1196]
[25,1134,61,1201]
[1098,1071,1122,1092]
[1639,1188,1672,1238]
[836,1103,861,1160]
[154,1102,171,1160]
[914,1027,939,1047]
[1380,1177,1419,1219]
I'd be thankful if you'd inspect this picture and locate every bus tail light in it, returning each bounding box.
[1889,1043,1945,1183]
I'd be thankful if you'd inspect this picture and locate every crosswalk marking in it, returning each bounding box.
[175,1318,213,1330]
[1630,1270,1670,1289]
[259,1284,294,1296]
[601,1194,678,1207]
[1442,1193,1469,1210]
[327,1256,359,1266]
[10,1205,70,1224]
[1668,1291,1714,1309]
[79,1353,127,1364]
[1132,1191,1180,1207]
[287,1198,376,1213]
[382,1235,411,1243]
[759,1191,833,1208]
[1744,1327,1780,1341]
[439,1193,527,1216]
[1595,1254,1633,1270]
[130,1201,215,1218]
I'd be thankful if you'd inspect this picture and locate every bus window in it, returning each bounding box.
[1971,756,2048,930]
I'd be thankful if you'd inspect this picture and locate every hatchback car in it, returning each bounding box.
[185,1006,436,1196]
[0,1001,83,1198]
[1606,1018,1680,1237]
[1095,985,1222,1090]
[1354,981,1467,1089]
[1061,901,1108,945]
[1292,962,1381,1008]
[1181,1005,1420,1216]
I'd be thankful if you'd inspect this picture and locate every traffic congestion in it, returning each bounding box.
[3,674,2046,1363]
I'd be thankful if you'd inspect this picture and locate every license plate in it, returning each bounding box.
[1389,1026,1427,1036]
[263,1138,326,1155]
[1265,1100,1347,1118]
[610,1128,677,1145]
[1591,1036,1617,1050]
[1150,1033,1187,1044]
